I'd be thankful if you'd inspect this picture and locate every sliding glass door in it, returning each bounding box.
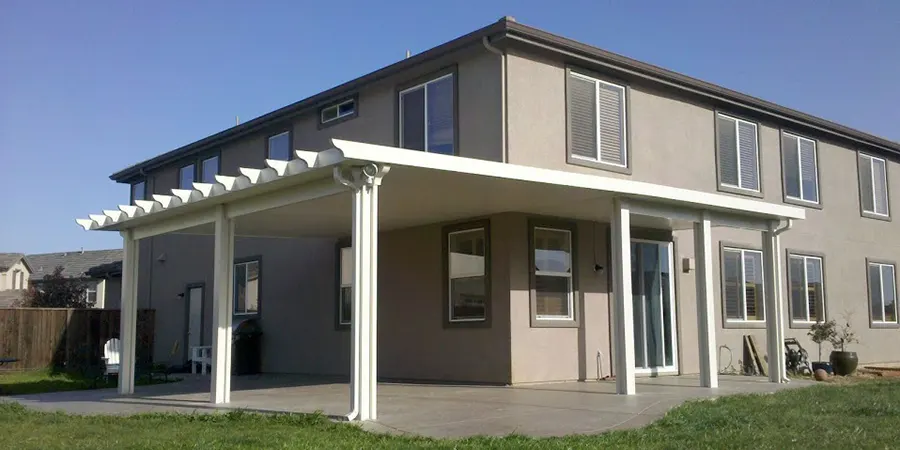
[631,240,678,374]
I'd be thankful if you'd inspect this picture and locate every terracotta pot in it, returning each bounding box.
[830,351,858,376]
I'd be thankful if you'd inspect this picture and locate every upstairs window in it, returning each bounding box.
[717,113,760,193]
[179,164,195,189]
[722,247,765,322]
[782,133,819,204]
[267,131,291,161]
[131,181,146,203]
[321,98,357,125]
[868,261,897,325]
[567,69,627,170]
[399,73,454,155]
[201,156,219,183]
[788,253,825,324]
[859,153,890,218]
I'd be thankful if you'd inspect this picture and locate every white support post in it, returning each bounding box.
[118,230,139,395]
[693,213,718,388]
[211,205,235,404]
[611,198,636,395]
[342,164,386,421]
[762,223,786,383]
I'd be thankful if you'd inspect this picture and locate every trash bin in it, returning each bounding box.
[231,318,262,375]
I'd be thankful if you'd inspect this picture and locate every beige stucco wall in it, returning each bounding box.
[506,48,900,375]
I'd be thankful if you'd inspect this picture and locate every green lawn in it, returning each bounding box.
[0,369,177,396]
[1,379,899,449]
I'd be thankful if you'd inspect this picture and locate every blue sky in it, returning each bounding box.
[1,1,898,253]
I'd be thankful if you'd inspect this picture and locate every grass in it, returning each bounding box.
[1,379,899,449]
[0,369,178,396]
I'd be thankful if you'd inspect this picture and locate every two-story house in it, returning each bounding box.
[76,17,898,420]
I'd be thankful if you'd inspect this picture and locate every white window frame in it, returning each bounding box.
[447,228,487,323]
[788,254,825,324]
[718,113,761,192]
[534,227,574,321]
[860,153,890,217]
[568,71,628,168]
[869,262,897,324]
[398,73,454,153]
[85,286,97,306]
[267,131,291,161]
[783,132,820,204]
[179,163,195,189]
[321,98,356,124]
[339,247,352,326]
[233,260,260,316]
[723,247,766,323]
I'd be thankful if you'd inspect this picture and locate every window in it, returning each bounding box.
[201,156,219,183]
[321,98,357,125]
[567,69,628,169]
[131,181,146,203]
[447,227,488,322]
[717,113,760,193]
[532,227,574,321]
[338,247,352,326]
[86,287,97,306]
[782,133,819,204]
[788,253,825,324]
[399,73,454,155]
[233,260,260,315]
[179,164,195,189]
[267,131,291,161]
[722,247,765,322]
[868,261,897,325]
[859,153,890,218]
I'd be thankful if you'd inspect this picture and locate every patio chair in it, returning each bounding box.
[102,338,121,381]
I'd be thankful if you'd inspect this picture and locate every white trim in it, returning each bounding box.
[321,98,357,124]
[723,247,766,322]
[533,226,574,321]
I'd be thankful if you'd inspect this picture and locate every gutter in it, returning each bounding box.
[772,219,793,384]
[482,36,508,163]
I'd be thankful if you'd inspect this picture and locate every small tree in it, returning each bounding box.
[829,318,858,352]
[807,320,836,362]
[21,266,93,308]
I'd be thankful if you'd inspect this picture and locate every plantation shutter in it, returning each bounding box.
[597,82,625,165]
[737,121,759,191]
[782,135,801,198]
[568,74,597,160]
[859,155,876,213]
[743,251,765,321]
[799,139,818,202]
[788,256,805,321]
[723,250,743,319]
[717,115,739,187]
[873,158,889,215]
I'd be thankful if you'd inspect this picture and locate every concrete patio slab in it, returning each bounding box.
[3,374,813,437]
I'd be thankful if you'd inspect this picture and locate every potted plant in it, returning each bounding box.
[807,320,836,375]
[828,316,859,376]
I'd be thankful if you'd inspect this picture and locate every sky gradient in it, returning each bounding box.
[1,1,898,253]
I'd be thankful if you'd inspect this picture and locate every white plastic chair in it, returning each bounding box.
[190,346,212,375]
[102,338,121,378]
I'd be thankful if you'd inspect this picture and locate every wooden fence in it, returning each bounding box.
[0,308,154,371]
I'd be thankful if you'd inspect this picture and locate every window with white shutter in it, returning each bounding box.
[859,153,890,218]
[782,133,819,204]
[567,70,627,170]
[722,247,765,322]
[717,113,760,193]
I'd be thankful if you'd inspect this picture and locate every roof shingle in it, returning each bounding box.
[26,249,123,280]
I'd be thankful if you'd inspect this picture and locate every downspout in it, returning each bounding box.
[333,168,360,421]
[482,36,508,163]
[772,219,793,383]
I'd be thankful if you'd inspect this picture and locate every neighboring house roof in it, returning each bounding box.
[26,249,123,280]
[86,261,123,278]
[109,17,900,183]
[0,290,25,308]
[0,253,28,272]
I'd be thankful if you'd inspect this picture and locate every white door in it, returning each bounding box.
[631,240,678,375]
[187,286,203,350]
